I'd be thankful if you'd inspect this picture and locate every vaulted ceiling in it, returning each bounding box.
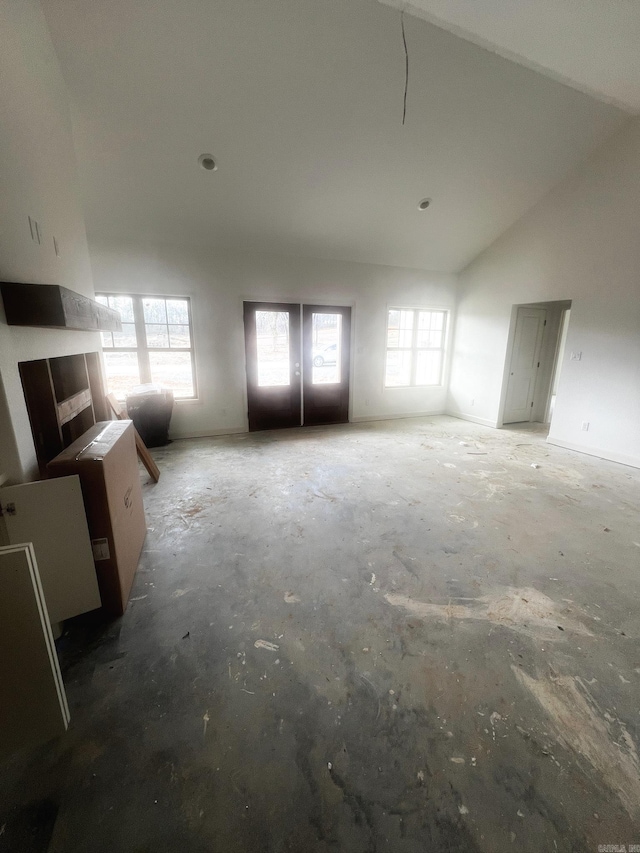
[44,0,633,272]
[378,0,640,112]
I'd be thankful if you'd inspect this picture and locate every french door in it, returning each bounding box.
[243,302,302,431]
[302,304,351,427]
[243,302,351,431]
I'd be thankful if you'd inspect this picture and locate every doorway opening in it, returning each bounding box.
[500,300,571,431]
[243,301,351,431]
[546,307,570,423]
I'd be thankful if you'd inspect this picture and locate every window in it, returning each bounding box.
[96,294,196,399]
[385,308,447,387]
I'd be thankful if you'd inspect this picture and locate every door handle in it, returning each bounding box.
[295,371,301,376]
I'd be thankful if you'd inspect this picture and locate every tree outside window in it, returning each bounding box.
[96,294,196,400]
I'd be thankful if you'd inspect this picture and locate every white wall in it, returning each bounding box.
[0,0,99,482]
[448,116,640,468]
[89,242,457,437]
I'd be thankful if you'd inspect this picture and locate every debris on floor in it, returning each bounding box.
[2,416,638,853]
[254,639,279,652]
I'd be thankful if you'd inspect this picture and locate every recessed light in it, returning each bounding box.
[198,153,217,171]
[418,198,432,210]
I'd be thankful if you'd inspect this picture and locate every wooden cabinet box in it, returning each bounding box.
[47,421,147,617]
[19,352,109,477]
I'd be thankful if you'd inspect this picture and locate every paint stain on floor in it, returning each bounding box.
[512,665,640,821]
[384,586,593,639]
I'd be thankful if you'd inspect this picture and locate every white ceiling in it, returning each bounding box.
[44,0,629,272]
[379,0,640,113]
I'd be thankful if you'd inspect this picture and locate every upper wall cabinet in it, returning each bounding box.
[1,282,122,332]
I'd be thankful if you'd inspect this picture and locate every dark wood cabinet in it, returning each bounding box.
[1,282,121,332]
[19,352,110,477]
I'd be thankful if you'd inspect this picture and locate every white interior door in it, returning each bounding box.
[0,476,101,624]
[0,543,70,760]
[503,307,546,424]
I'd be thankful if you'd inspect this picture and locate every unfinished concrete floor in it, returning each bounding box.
[1,416,639,852]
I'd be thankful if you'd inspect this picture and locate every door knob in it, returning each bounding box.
[295,362,300,368]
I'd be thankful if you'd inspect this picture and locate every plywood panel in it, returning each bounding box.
[0,544,69,760]
[0,476,101,623]
[18,351,106,476]
[86,352,108,421]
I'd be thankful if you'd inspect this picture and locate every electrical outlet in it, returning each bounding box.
[581,422,589,431]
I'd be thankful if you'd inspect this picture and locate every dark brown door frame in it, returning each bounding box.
[243,301,352,431]
[302,304,351,427]
[243,301,302,431]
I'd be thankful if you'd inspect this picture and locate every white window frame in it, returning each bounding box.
[96,292,197,400]
[384,307,448,388]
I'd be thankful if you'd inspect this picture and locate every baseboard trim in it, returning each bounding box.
[546,437,640,470]
[169,426,247,440]
[351,410,445,424]
[445,410,498,429]
[173,414,449,437]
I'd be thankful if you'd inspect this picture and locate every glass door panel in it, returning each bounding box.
[311,313,342,385]
[256,311,291,387]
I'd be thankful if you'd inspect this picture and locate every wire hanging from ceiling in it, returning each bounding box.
[401,10,409,125]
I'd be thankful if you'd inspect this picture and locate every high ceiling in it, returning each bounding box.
[44,0,629,272]
[379,0,640,112]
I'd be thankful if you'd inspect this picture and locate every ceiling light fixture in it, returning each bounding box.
[418,198,432,210]
[198,153,218,171]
